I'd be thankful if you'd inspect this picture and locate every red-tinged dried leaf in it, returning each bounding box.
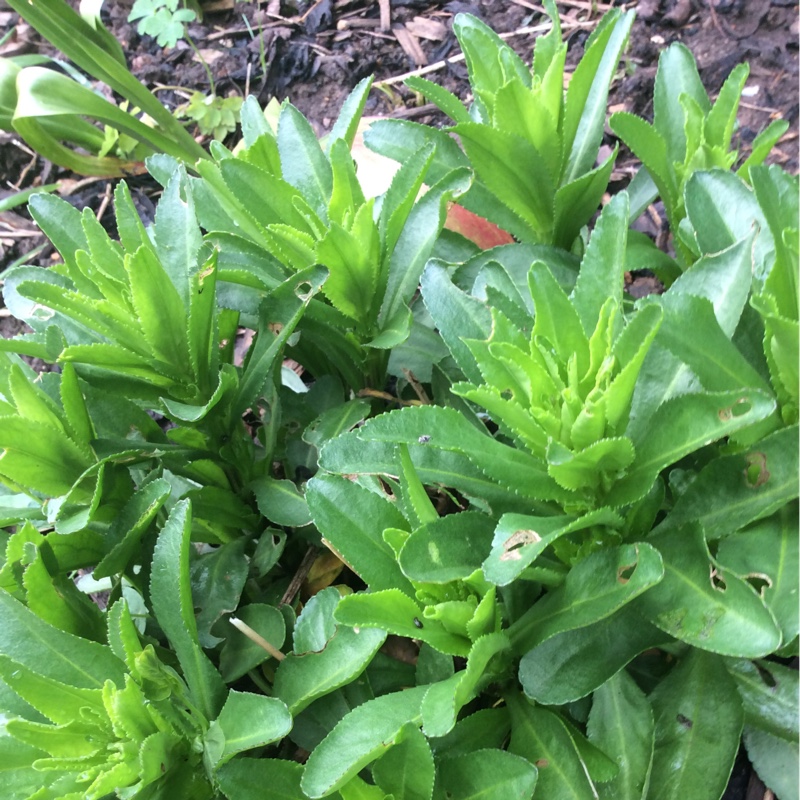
[444,202,515,249]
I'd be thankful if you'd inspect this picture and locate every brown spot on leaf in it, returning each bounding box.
[535,759,549,768]
[718,397,751,422]
[710,567,727,592]
[500,529,541,561]
[617,562,637,583]
[744,452,770,488]
[677,713,693,729]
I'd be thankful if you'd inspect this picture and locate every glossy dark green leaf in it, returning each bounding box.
[301,685,428,798]
[508,543,664,655]
[306,474,414,595]
[648,649,743,800]
[726,659,799,742]
[507,692,595,799]
[335,590,470,656]
[150,499,226,720]
[436,748,537,800]
[275,625,386,715]
[519,604,667,705]
[399,511,494,584]
[372,723,435,800]
[640,523,781,657]
[587,669,654,800]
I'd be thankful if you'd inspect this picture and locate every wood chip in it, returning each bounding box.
[392,23,428,66]
[406,16,447,41]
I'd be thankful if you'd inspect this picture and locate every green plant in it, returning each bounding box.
[610,42,789,268]
[2,0,208,175]
[128,0,198,49]
[178,92,244,141]
[365,3,634,251]
[0,8,797,800]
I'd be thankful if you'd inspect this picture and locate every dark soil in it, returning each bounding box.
[0,2,797,795]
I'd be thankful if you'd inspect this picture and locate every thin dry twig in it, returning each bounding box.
[229,616,285,660]
[280,545,318,606]
[374,18,594,87]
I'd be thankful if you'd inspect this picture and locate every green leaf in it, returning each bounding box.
[328,76,374,150]
[562,9,633,182]
[399,512,494,584]
[379,167,472,326]
[217,758,308,800]
[0,590,125,689]
[0,416,94,497]
[607,389,776,507]
[726,659,799,742]
[275,626,386,715]
[716,503,799,645]
[251,477,312,527]
[150,499,226,720]
[519,604,666,705]
[743,726,800,800]
[278,102,333,218]
[420,260,492,385]
[436,748,537,800]
[570,191,628,335]
[306,474,414,595]
[372,724,435,800]
[430,708,510,757]
[508,543,664,655]
[639,523,782,657]
[655,426,798,539]
[300,685,428,798]
[211,691,292,767]
[93,478,170,579]
[421,633,510,737]
[335,589,470,656]
[405,75,470,123]
[347,404,571,505]
[587,670,655,800]
[0,654,103,725]
[453,123,551,240]
[483,508,622,587]
[653,43,710,164]
[507,692,595,799]
[648,649,743,800]
[191,538,250,648]
[684,171,773,282]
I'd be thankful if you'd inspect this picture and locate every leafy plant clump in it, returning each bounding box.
[0,6,797,800]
